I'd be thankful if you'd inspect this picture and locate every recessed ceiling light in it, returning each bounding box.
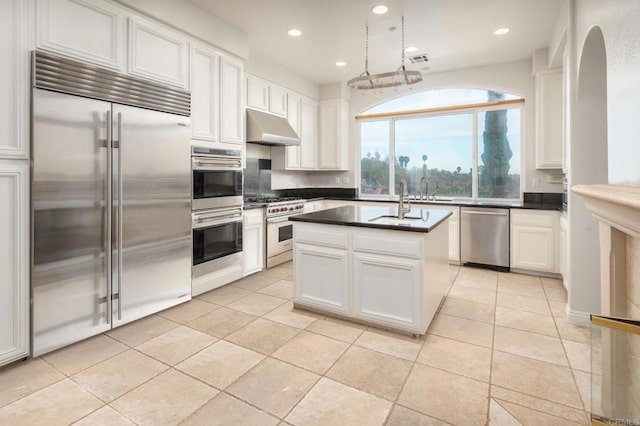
[288,28,302,37]
[493,27,510,35]
[335,61,346,67]
[372,5,388,15]
[405,46,418,53]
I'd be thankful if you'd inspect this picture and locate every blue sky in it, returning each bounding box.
[360,92,522,174]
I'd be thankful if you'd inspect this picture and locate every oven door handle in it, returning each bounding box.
[192,158,242,169]
[193,216,242,229]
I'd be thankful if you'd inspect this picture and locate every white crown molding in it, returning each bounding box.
[572,184,640,238]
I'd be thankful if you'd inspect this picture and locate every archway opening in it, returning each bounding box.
[569,26,608,316]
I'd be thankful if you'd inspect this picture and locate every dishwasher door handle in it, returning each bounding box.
[462,210,509,216]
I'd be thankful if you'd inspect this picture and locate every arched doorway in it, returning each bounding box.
[568,26,608,318]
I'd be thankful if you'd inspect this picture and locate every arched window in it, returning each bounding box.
[359,88,523,200]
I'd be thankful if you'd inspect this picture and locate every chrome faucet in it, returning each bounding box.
[398,179,411,219]
[419,176,427,201]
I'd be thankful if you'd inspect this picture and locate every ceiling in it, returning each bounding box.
[189,0,564,85]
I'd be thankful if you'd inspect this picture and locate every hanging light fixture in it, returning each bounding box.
[348,16,422,90]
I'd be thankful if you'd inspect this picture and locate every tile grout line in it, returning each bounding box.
[542,280,591,419]
[485,269,500,425]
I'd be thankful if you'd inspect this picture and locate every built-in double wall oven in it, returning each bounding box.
[191,147,243,278]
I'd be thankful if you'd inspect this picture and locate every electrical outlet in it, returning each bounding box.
[342,176,349,184]
[335,177,341,183]
[532,177,540,187]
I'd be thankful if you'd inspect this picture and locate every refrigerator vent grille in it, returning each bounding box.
[33,50,191,117]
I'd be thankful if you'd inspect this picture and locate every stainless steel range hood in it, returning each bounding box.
[246,108,300,146]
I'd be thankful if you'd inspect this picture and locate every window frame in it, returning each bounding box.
[358,100,524,202]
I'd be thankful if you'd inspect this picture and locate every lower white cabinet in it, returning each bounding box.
[294,243,350,315]
[511,209,560,273]
[293,221,449,334]
[353,253,421,330]
[243,208,264,276]
[0,160,29,366]
[559,212,568,285]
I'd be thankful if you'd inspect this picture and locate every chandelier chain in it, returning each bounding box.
[347,15,422,90]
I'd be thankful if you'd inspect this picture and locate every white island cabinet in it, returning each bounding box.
[292,205,450,335]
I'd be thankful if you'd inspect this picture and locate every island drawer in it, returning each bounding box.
[353,232,422,259]
[295,224,349,249]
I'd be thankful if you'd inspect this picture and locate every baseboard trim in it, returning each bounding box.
[565,305,592,327]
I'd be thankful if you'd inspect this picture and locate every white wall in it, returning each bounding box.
[113,0,248,59]
[334,59,562,195]
[245,53,319,100]
[565,0,640,318]
[573,0,640,185]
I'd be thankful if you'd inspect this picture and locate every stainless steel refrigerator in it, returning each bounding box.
[31,51,192,356]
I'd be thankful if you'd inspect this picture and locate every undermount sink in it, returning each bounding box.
[369,215,422,226]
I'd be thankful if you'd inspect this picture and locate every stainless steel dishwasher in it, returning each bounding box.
[460,207,510,270]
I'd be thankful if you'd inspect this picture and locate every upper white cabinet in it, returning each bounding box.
[246,75,269,111]
[268,85,288,117]
[511,209,560,273]
[220,56,244,144]
[245,73,287,117]
[128,16,189,88]
[535,69,563,169]
[300,97,319,169]
[0,160,30,366]
[273,92,302,169]
[36,0,125,70]
[319,99,349,170]
[272,93,319,170]
[1,0,28,159]
[190,44,220,142]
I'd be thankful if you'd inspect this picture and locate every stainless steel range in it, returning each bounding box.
[245,197,306,268]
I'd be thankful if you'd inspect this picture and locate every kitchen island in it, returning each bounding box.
[289,205,451,335]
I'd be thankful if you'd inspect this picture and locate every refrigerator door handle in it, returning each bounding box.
[106,110,112,325]
[117,111,123,321]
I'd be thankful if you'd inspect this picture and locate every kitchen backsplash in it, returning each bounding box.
[243,158,274,198]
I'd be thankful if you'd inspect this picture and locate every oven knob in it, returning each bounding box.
[288,207,293,211]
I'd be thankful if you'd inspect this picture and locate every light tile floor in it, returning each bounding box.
[0,263,595,425]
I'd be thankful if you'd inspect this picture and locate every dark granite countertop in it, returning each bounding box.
[354,197,562,211]
[289,205,452,233]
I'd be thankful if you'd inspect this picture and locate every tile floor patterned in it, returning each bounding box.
[0,263,593,425]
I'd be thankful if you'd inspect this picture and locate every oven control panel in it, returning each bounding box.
[267,203,306,217]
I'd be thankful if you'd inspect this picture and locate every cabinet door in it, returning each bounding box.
[128,16,188,88]
[285,93,302,169]
[246,75,269,111]
[36,0,125,70]
[190,45,220,142]
[511,225,555,272]
[535,69,563,169]
[220,56,244,144]
[294,244,349,315]
[448,219,459,263]
[353,253,421,330]
[300,97,318,169]
[268,85,287,117]
[243,224,264,276]
[319,99,349,170]
[243,209,264,276]
[0,161,29,366]
[1,0,28,159]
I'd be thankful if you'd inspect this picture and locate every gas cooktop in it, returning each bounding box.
[244,196,304,204]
